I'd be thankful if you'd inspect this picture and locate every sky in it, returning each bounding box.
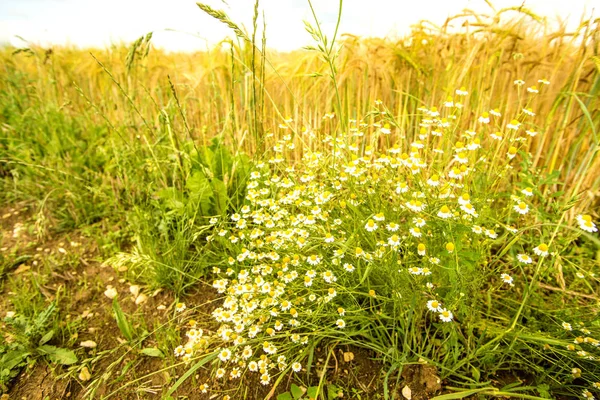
[0,0,596,52]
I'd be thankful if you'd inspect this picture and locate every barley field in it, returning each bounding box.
[0,2,599,399]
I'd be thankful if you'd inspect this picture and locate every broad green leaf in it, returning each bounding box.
[277,392,293,400]
[38,345,78,365]
[140,348,164,358]
[186,170,213,215]
[39,329,54,346]
[211,178,228,214]
[0,350,30,370]
[290,384,304,399]
[307,386,319,399]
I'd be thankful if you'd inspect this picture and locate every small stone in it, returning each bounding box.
[80,340,97,348]
[79,367,92,381]
[129,285,140,298]
[402,385,412,400]
[104,286,117,299]
[135,293,148,305]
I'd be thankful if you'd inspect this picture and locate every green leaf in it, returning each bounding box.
[39,330,54,346]
[327,384,340,399]
[307,386,319,399]
[157,188,185,211]
[186,170,213,215]
[290,384,304,399]
[33,301,56,332]
[38,345,78,365]
[277,392,293,400]
[211,178,228,214]
[536,384,551,398]
[210,141,232,180]
[140,348,164,358]
[0,349,30,370]
[112,298,134,342]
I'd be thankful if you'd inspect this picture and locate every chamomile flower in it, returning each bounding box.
[365,219,378,232]
[437,205,452,219]
[521,188,533,197]
[445,242,455,253]
[413,217,426,227]
[406,200,426,212]
[456,86,468,96]
[439,309,454,322]
[417,243,426,256]
[448,167,463,179]
[514,202,529,215]
[467,138,481,150]
[426,299,442,312]
[485,229,498,239]
[408,266,423,275]
[409,227,422,238]
[336,319,346,328]
[218,348,232,362]
[533,243,549,257]
[372,212,386,221]
[581,389,595,399]
[527,86,539,94]
[260,373,271,385]
[230,368,241,379]
[522,107,535,116]
[386,222,400,231]
[577,214,598,233]
[427,174,441,186]
[174,345,185,357]
[292,362,302,372]
[343,263,355,272]
[500,273,514,286]
[517,254,533,264]
[175,302,186,313]
[514,79,525,86]
[388,234,401,246]
[306,254,322,265]
[478,112,490,124]
[460,203,478,217]
[525,129,538,137]
[506,120,521,130]
[215,368,226,378]
[490,132,503,141]
[507,146,518,159]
